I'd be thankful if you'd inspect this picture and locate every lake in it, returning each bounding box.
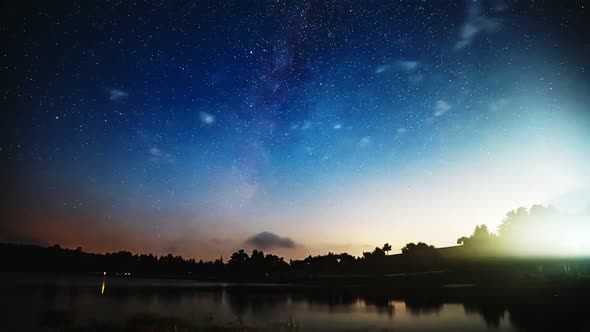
[0,275,582,331]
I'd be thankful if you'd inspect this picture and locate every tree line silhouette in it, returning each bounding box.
[0,240,441,280]
[1,205,588,280]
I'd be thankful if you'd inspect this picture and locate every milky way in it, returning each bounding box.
[2,1,589,259]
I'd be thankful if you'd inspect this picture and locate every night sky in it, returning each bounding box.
[2,1,589,260]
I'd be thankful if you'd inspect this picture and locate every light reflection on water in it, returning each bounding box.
[0,275,552,331]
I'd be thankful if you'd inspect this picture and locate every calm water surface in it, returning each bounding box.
[0,275,529,331]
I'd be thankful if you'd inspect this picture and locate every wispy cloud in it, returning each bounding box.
[434,100,452,117]
[149,147,163,157]
[149,146,174,164]
[358,136,372,148]
[396,60,420,71]
[199,111,215,125]
[109,89,128,101]
[454,0,505,51]
[374,64,388,74]
[375,60,420,75]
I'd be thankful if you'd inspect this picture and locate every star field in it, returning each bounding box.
[1,0,589,259]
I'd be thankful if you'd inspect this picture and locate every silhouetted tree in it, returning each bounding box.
[457,224,496,248]
[456,236,469,245]
[382,243,392,255]
[401,242,439,271]
[372,247,386,257]
[498,207,529,238]
[401,242,436,255]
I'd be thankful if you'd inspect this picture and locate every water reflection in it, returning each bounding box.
[464,302,506,328]
[0,276,587,331]
[360,295,394,317]
[404,298,444,316]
